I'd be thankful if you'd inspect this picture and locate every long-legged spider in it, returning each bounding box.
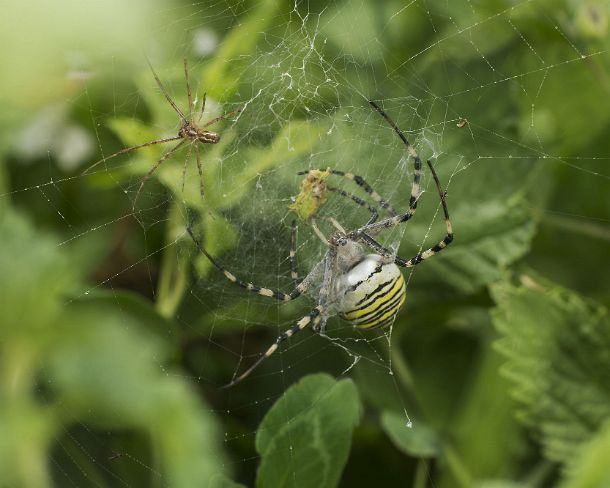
[187,101,453,387]
[84,59,241,210]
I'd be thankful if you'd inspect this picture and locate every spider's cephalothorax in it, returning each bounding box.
[188,101,454,387]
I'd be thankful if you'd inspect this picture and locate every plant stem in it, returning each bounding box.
[539,211,610,242]
[443,444,473,488]
[389,339,415,391]
[413,459,429,488]
[156,202,189,319]
[1,343,52,488]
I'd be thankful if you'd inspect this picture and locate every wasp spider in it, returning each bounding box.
[187,101,453,387]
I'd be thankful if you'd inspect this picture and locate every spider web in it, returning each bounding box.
[2,0,610,486]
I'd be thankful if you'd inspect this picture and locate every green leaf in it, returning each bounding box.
[0,156,9,199]
[321,1,384,63]
[107,117,161,150]
[201,0,282,100]
[0,206,79,338]
[437,333,526,486]
[381,411,440,458]
[256,374,361,488]
[515,43,610,154]
[476,481,528,488]
[561,420,610,488]
[210,475,248,488]
[407,199,537,295]
[212,119,330,212]
[89,116,167,185]
[76,289,178,342]
[491,274,610,465]
[0,207,229,487]
[49,303,228,487]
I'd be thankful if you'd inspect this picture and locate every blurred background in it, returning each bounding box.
[1,0,610,487]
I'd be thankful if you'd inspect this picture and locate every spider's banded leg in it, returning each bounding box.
[81,136,183,176]
[195,146,205,199]
[146,58,188,122]
[328,186,379,226]
[357,101,424,235]
[360,161,453,267]
[183,58,193,122]
[297,169,397,216]
[357,232,396,261]
[289,219,301,284]
[187,226,319,301]
[133,139,188,211]
[395,160,453,267]
[221,306,324,388]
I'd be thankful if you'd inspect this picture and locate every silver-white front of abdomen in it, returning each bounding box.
[336,254,406,329]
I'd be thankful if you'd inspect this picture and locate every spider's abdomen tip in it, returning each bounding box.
[201,132,220,144]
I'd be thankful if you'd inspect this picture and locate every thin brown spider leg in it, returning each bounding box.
[203,108,242,128]
[195,145,205,199]
[81,136,182,176]
[181,142,194,194]
[145,58,188,123]
[132,139,187,211]
[183,58,193,123]
[198,93,207,124]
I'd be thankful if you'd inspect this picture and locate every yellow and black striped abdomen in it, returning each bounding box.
[337,255,406,330]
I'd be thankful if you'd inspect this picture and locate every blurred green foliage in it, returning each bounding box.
[1,0,610,487]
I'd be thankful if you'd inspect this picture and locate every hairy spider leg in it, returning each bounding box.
[146,57,188,122]
[202,108,243,129]
[194,145,205,198]
[82,136,183,176]
[198,93,207,123]
[181,143,194,193]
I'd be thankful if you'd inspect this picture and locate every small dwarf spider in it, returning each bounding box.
[84,59,241,210]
